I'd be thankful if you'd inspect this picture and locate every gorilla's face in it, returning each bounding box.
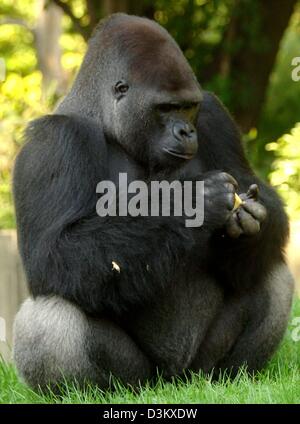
[99,15,202,170]
[110,77,201,171]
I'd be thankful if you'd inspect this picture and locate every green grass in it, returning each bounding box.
[1,300,299,404]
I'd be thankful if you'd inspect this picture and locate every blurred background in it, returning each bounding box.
[0,0,300,356]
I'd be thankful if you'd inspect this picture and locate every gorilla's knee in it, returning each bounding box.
[216,264,295,374]
[13,296,96,390]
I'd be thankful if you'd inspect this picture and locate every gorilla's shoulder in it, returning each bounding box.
[202,91,230,116]
[25,114,101,145]
[200,90,241,136]
[20,113,106,164]
[15,113,107,182]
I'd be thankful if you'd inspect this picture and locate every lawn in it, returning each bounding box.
[0,300,299,404]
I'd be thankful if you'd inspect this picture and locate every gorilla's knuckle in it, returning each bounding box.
[226,192,235,210]
[224,182,235,193]
[219,171,230,180]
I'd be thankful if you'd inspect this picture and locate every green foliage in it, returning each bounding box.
[260,7,300,141]
[250,5,300,178]
[266,124,300,220]
[0,1,37,228]
[0,0,86,229]
[0,71,44,228]
[153,0,234,100]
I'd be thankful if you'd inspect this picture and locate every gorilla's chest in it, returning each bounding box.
[107,145,147,184]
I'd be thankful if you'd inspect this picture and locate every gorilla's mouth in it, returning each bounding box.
[163,148,195,160]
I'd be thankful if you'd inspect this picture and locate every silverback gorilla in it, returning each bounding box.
[13,14,294,390]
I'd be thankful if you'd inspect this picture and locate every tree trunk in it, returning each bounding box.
[220,0,296,132]
[35,0,67,97]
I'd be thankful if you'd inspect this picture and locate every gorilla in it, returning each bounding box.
[13,13,294,390]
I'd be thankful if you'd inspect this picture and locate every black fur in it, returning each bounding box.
[13,14,294,390]
[196,93,289,291]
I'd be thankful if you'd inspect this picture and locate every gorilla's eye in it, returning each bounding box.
[157,103,181,113]
[113,80,129,98]
[157,102,200,114]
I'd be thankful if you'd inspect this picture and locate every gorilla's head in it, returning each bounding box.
[61,14,202,170]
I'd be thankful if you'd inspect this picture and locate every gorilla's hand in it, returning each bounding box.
[226,184,267,238]
[203,171,238,228]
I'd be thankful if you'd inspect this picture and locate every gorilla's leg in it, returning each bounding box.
[13,296,153,391]
[125,275,224,378]
[192,263,294,375]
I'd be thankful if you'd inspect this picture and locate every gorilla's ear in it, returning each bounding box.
[196,91,251,173]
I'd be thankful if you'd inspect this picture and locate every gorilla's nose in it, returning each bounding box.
[172,121,197,144]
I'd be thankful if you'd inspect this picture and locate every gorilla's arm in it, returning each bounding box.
[196,92,289,289]
[14,115,193,315]
[14,114,231,316]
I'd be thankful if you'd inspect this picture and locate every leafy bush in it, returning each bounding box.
[266,123,300,220]
[0,0,85,229]
[259,8,300,141]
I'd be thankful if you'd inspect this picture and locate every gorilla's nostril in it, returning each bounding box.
[173,122,194,141]
[179,129,188,137]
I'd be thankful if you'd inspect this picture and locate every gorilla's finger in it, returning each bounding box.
[237,208,260,235]
[246,184,259,200]
[226,192,235,210]
[218,172,238,189]
[226,213,243,238]
[239,192,248,201]
[242,200,267,222]
[224,182,236,193]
